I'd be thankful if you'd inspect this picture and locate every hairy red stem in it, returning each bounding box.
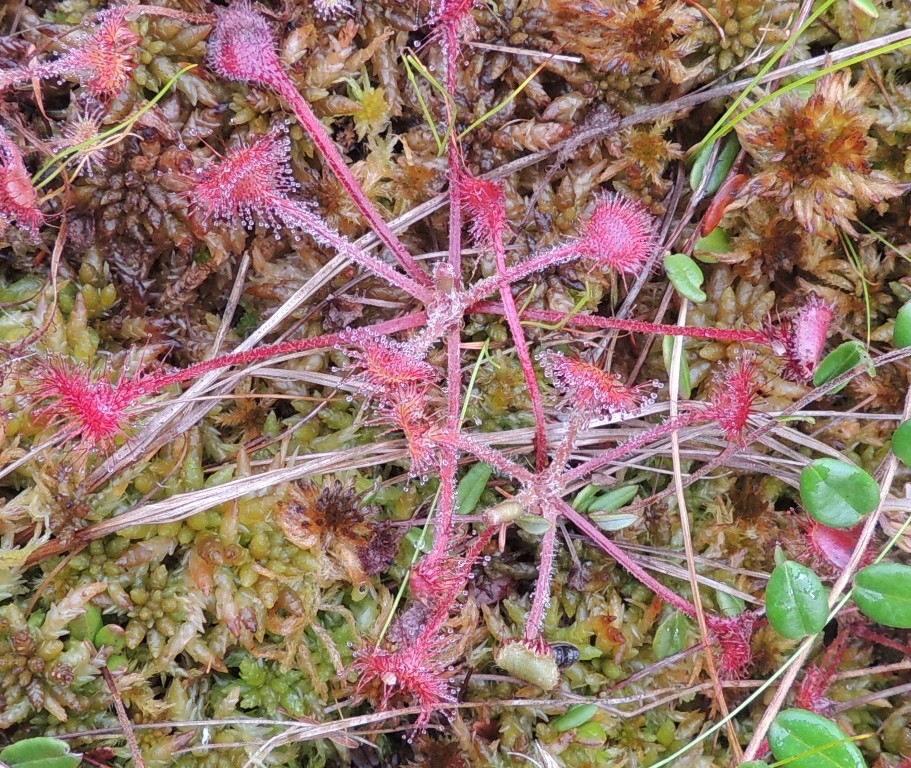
[269,197,433,303]
[560,412,702,486]
[446,434,537,485]
[523,516,559,642]
[557,498,698,618]
[143,313,426,393]
[273,81,431,289]
[491,222,549,471]
[471,301,770,344]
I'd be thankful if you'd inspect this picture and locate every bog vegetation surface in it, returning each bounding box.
[2,0,911,766]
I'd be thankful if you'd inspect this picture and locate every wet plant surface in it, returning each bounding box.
[2,0,911,766]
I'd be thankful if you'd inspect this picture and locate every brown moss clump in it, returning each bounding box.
[275,480,380,587]
[734,72,904,237]
[543,0,709,84]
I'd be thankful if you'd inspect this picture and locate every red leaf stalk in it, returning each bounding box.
[28,314,425,457]
[465,193,657,304]
[522,518,559,644]
[462,172,549,470]
[205,1,430,287]
[471,301,770,345]
[556,498,700,619]
[191,130,433,303]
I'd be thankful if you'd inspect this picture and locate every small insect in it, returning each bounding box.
[552,643,581,669]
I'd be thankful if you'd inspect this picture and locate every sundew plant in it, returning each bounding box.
[2,0,911,766]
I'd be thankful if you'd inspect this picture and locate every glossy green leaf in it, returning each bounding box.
[587,485,639,513]
[690,134,740,195]
[892,419,911,466]
[853,563,911,629]
[766,560,829,639]
[653,611,690,660]
[895,299,911,349]
[768,709,867,768]
[665,252,707,303]
[695,227,731,255]
[0,738,81,768]
[457,462,492,515]
[800,458,880,528]
[848,0,879,18]
[813,341,874,392]
[663,335,692,399]
[552,703,598,733]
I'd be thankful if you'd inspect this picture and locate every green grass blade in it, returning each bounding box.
[459,58,548,140]
[698,0,838,151]
[34,64,196,190]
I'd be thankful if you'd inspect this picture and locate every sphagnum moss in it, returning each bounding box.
[1,0,911,766]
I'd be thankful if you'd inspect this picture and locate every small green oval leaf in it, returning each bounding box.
[800,458,880,528]
[515,515,553,536]
[690,139,716,192]
[892,419,911,466]
[587,485,639,513]
[690,134,740,195]
[590,511,641,531]
[813,341,874,391]
[663,335,692,399]
[848,0,879,18]
[68,603,102,642]
[768,708,867,768]
[665,252,707,303]
[571,483,601,512]
[574,721,607,746]
[0,738,82,768]
[766,560,829,640]
[653,611,690,660]
[94,624,125,650]
[694,227,731,255]
[854,563,911,629]
[552,703,598,733]
[895,299,911,349]
[457,462,492,515]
